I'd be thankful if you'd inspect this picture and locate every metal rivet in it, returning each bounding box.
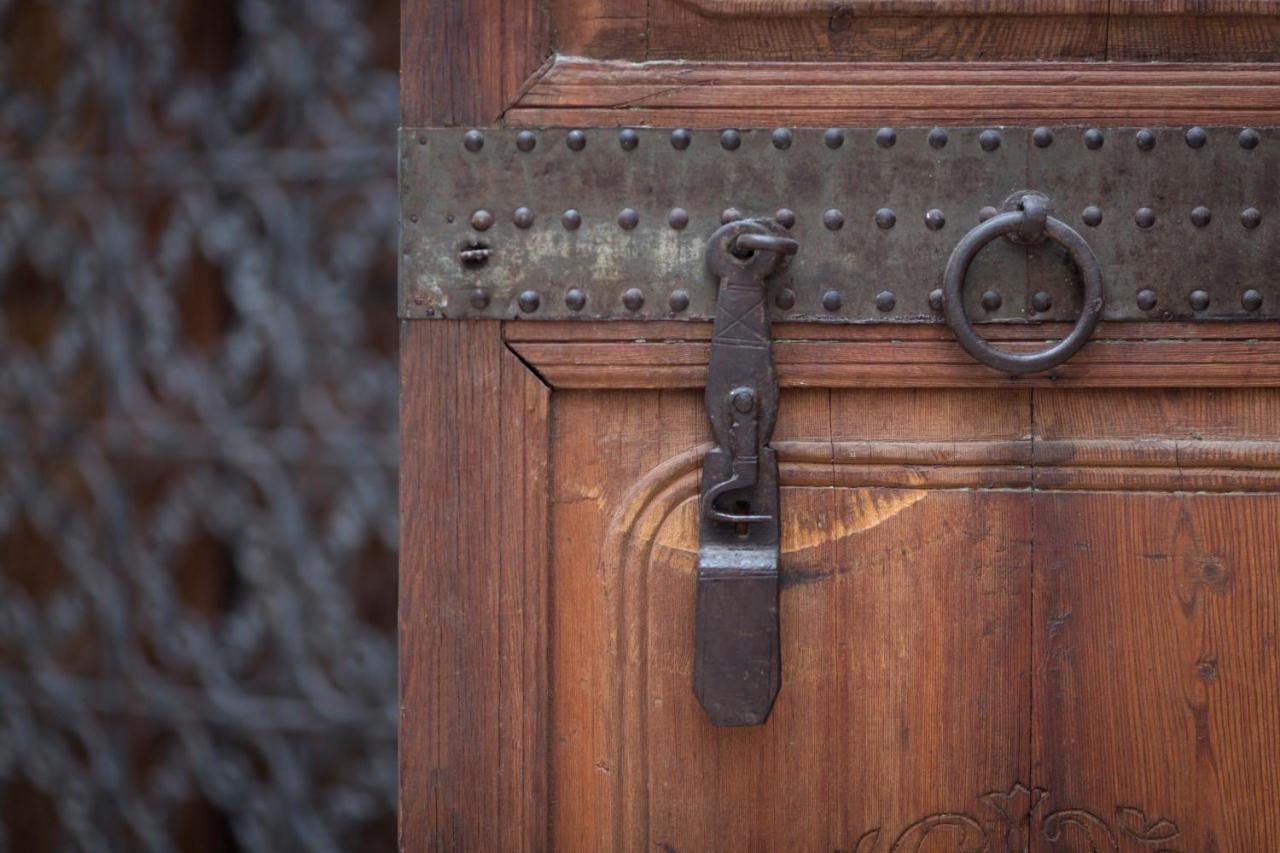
[618,208,639,229]
[979,206,998,222]
[470,209,494,231]
[823,209,845,230]
[979,129,1001,152]
[1190,289,1210,311]
[721,207,742,224]
[1082,206,1103,227]
[516,130,537,152]
[518,290,540,313]
[1243,289,1264,311]
[720,129,742,150]
[1031,291,1053,313]
[623,288,644,311]
[1084,128,1105,150]
[981,291,1002,312]
[1191,206,1211,227]
[417,133,428,145]
[928,127,948,149]
[925,209,946,230]
[824,128,845,149]
[775,208,796,229]
[409,214,419,223]
[565,288,586,311]
[562,209,582,231]
[463,129,484,152]
[1135,207,1156,229]
[470,289,490,309]
[1136,128,1157,151]
[875,291,896,312]
[875,208,896,229]
[731,389,755,413]
[822,290,843,312]
[669,290,690,313]
[928,288,945,312]
[1185,127,1207,149]
[513,207,534,228]
[876,127,896,148]
[669,208,690,230]
[772,128,792,149]
[1242,207,1262,229]
[567,129,587,151]
[1240,128,1261,150]
[671,128,692,150]
[776,289,796,310]
[1033,127,1054,148]
[1136,289,1158,311]
[619,128,639,150]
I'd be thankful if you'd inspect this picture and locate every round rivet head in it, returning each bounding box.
[1031,291,1053,313]
[470,209,494,231]
[668,208,689,230]
[671,128,692,150]
[622,288,644,311]
[1186,127,1208,149]
[981,291,1002,312]
[1136,289,1158,311]
[926,290,943,313]
[731,389,756,413]
[721,207,743,224]
[775,208,796,229]
[565,288,586,311]
[875,208,896,229]
[1243,289,1264,312]
[925,209,946,231]
[823,209,845,231]
[776,288,796,310]
[513,207,535,228]
[566,129,587,151]
[1084,128,1105,150]
[1135,207,1156,229]
[824,128,845,149]
[1082,205,1103,227]
[1136,128,1157,151]
[822,290,843,312]
[979,129,1001,152]
[720,129,742,151]
[978,206,998,222]
[619,128,639,150]
[470,289,490,309]
[517,290,540,313]
[516,130,537,152]
[876,127,896,148]
[562,209,582,230]
[875,291,896,312]
[772,128,793,149]
[463,129,484,152]
[669,290,690,313]
[1190,289,1211,311]
[1191,206,1212,227]
[1242,207,1262,229]
[928,127,948,149]
[1239,128,1261,150]
[618,208,639,229]
[1033,127,1054,148]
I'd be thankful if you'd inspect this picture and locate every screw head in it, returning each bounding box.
[775,208,796,229]
[928,127,948,149]
[562,209,582,230]
[1033,127,1054,148]
[1084,128,1105,150]
[1135,207,1156,229]
[1239,128,1261,150]
[874,208,896,229]
[928,289,945,312]
[1243,289,1264,311]
[1185,127,1208,149]
[469,289,490,309]
[565,288,587,311]
[513,207,535,228]
[720,129,742,151]
[619,128,639,150]
[670,128,692,150]
[515,130,537,152]
[1242,207,1262,229]
[876,127,896,148]
[1191,206,1212,227]
[721,207,742,224]
[1136,289,1158,311]
[822,290,843,312]
[1190,289,1211,311]
[925,209,946,231]
[668,208,690,230]
[470,209,494,231]
[824,128,845,149]
[1136,128,1157,151]
[823,209,845,231]
[517,290,540,313]
[875,290,897,312]
[566,129,587,151]
[463,129,484,152]
[731,389,756,413]
[978,206,998,222]
[979,129,1002,152]
[1031,291,1053,313]
[618,208,639,230]
[776,288,796,310]
[981,290,1003,312]
[1082,205,1103,227]
[771,128,792,149]
[622,288,644,311]
[669,290,690,313]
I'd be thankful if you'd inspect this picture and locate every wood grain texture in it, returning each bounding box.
[399,321,550,850]
[672,0,1278,16]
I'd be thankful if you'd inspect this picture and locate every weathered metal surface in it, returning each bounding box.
[400,126,1278,323]
[694,221,793,727]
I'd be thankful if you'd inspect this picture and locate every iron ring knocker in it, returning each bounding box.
[943,193,1105,375]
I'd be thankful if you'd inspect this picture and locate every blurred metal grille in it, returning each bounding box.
[0,1,400,849]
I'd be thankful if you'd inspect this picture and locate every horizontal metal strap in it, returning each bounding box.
[399,126,1277,322]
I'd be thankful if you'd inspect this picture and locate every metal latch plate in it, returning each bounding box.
[400,126,1277,323]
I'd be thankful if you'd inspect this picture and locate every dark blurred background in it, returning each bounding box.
[0,1,400,849]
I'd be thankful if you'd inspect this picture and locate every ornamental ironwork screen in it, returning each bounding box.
[0,1,400,849]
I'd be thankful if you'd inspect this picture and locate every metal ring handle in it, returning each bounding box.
[943,203,1104,375]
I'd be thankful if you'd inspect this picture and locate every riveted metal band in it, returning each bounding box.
[399,126,1277,322]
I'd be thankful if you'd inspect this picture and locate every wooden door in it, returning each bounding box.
[400,3,1280,850]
